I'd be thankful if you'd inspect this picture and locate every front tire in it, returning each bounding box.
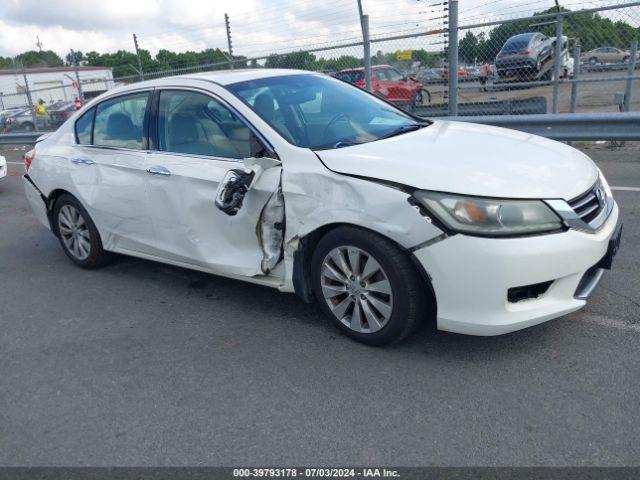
[53,194,109,269]
[411,88,431,108]
[311,226,430,345]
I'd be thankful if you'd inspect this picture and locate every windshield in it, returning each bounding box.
[227,74,424,150]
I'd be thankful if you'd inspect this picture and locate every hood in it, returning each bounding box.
[316,120,598,200]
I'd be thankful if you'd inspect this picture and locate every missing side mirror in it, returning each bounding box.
[214,157,281,216]
[214,169,255,216]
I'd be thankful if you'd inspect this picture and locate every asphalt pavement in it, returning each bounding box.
[0,145,639,466]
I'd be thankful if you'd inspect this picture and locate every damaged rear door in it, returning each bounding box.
[144,88,284,278]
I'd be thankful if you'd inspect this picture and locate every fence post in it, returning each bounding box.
[623,40,638,112]
[552,13,563,113]
[570,43,581,113]
[225,14,234,70]
[362,14,372,91]
[70,49,84,104]
[132,34,144,81]
[20,62,38,132]
[448,0,459,116]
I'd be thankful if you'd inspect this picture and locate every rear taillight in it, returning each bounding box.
[520,50,533,55]
[24,148,35,172]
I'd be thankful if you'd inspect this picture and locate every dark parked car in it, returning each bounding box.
[48,102,76,129]
[416,69,444,84]
[495,33,553,77]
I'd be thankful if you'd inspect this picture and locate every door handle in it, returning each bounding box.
[146,165,171,176]
[71,158,95,165]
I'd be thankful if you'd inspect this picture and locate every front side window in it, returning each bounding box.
[75,107,94,145]
[158,90,252,159]
[228,74,422,150]
[93,92,149,149]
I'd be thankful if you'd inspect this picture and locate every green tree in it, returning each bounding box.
[264,51,318,70]
[65,50,84,66]
[15,50,64,68]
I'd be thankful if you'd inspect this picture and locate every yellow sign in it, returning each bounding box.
[396,50,412,61]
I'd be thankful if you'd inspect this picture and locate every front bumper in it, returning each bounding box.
[413,202,620,336]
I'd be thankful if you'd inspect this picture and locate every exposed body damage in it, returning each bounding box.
[272,148,445,296]
[257,180,285,275]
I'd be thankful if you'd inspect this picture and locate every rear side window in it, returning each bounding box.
[501,40,529,53]
[93,92,149,149]
[75,108,94,145]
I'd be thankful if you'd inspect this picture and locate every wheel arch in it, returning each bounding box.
[291,222,437,318]
[46,189,97,239]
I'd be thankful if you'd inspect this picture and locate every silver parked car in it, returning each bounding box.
[581,47,634,65]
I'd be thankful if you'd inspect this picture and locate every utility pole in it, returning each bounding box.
[448,0,459,116]
[362,15,372,92]
[132,33,144,81]
[70,49,84,104]
[20,61,38,132]
[225,13,234,70]
[357,0,372,91]
[551,13,563,113]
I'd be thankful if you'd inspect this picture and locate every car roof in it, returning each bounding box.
[135,69,321,89]
[506,33,536,42]
[337,65,389,73]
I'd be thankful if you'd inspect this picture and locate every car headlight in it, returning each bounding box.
[413,191,564,236]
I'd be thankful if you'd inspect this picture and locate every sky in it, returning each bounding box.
[0,0,628,60]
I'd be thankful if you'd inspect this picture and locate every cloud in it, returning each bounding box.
[0,0,562,59]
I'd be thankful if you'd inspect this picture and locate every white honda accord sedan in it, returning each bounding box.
[23,69,622,345]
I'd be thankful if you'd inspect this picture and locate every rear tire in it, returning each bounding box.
[589,57,598,66]
[311,226,431,346]
[53,194,110,269]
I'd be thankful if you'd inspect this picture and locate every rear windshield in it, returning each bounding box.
[501,40,529,53]
[334,71,365,83]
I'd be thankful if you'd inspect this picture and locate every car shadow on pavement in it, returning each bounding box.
[105,253,563,362]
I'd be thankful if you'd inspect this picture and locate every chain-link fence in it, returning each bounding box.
[1,0,638,134]
[0,67,115,133]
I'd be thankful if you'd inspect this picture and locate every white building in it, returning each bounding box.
[0,66,114,109]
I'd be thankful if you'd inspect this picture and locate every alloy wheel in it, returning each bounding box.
[58,204,91,260]
[320,246,393,333]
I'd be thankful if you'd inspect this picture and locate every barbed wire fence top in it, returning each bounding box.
[1,0,638,134]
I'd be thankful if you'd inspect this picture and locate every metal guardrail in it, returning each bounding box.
[0,112,639,145]
[445,112,640,141]
[0,132,51,145]
[415,97,547,117]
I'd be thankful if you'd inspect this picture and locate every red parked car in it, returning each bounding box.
[441,68,471,80]
[333,65,427,107]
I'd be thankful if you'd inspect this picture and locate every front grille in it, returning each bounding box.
[568,181,606,225]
